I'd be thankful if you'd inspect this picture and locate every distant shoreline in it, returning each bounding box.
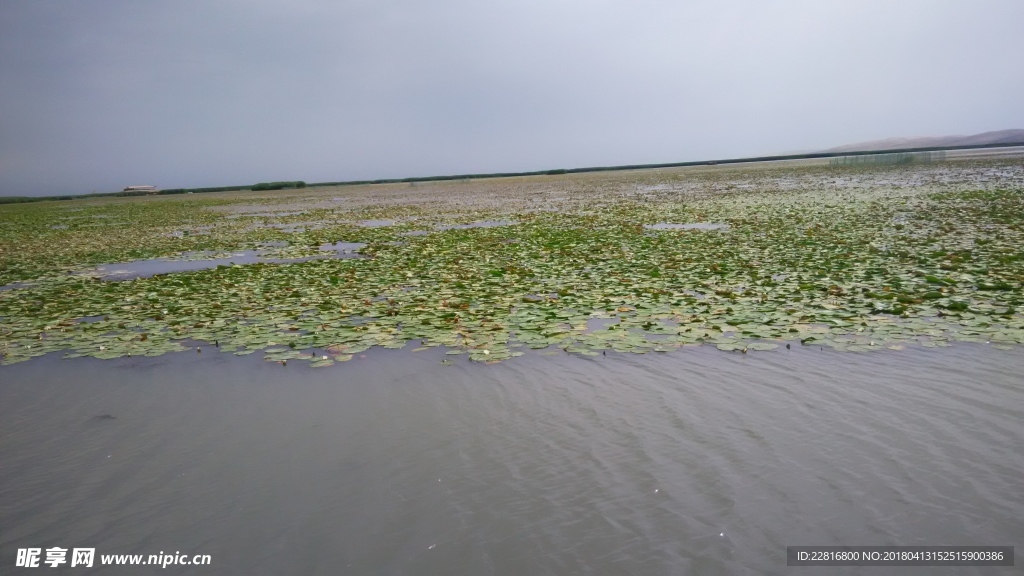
[3,141,1023,204]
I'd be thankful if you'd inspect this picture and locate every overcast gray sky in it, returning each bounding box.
[1,0,1022,196]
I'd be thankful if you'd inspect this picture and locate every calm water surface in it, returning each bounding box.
[1,345,1021,575]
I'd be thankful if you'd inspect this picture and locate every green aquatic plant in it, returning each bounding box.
[1,160,1022,366]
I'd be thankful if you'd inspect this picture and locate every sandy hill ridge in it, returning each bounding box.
[824,129,1024,153]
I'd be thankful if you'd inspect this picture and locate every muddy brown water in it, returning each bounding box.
[1,345,1022,575]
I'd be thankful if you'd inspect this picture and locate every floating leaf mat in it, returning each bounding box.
[2,160,1023,365]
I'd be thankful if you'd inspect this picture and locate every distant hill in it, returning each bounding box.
[823,129,1024,153]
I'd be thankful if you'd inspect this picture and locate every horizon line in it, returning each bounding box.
[3,141,1023,202]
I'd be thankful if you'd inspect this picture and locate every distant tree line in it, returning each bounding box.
[311,169,568,187]
[250,181,307,191]
[157,182,306,194]
[158,181,308,194]
[0,189,179,204]
[0,181,309,203]
[155,185,247,195]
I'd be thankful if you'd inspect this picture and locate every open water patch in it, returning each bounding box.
[0,281,39,292]
[359,219,396,227]
[87,246,366,280]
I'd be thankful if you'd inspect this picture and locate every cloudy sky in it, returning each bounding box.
[1,0,1022,196]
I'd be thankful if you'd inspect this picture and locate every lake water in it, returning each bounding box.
[1,345,1021,575]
